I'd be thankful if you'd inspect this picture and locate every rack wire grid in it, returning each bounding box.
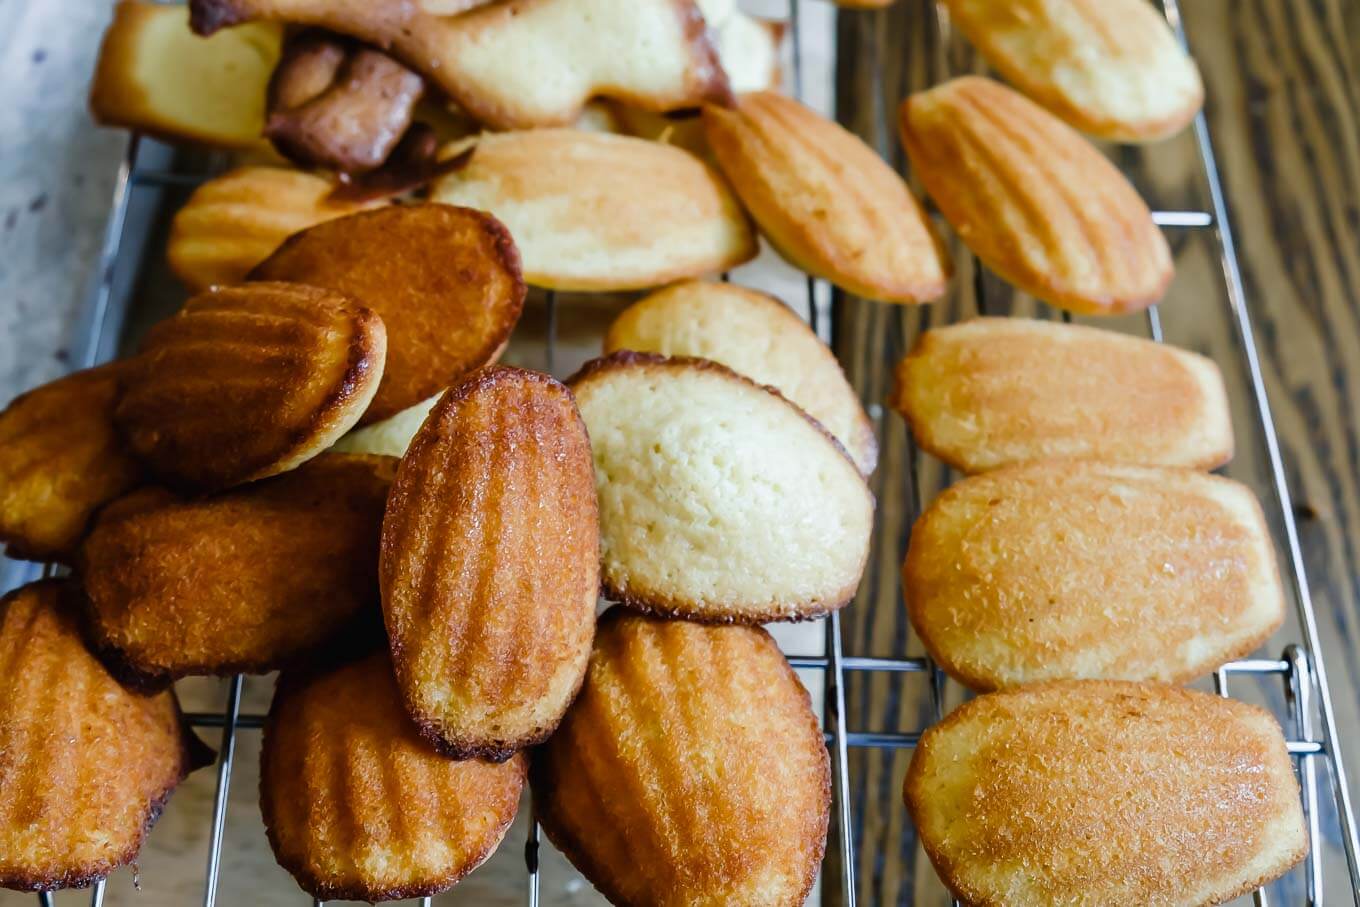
[5,0,1359,904]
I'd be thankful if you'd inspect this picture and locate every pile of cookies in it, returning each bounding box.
[0,0,1313,904]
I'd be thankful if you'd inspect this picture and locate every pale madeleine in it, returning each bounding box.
[90,1,280,148]
[606,280,877,474]
[262,652,525,902]
[115,282,386,492]
[0,581,206,892]
[166,167,378,292]
[380,368,599,761]
[433,130,756,291]
[79,454,395,691]
[941,0,1204,141]
[568,352,873,623]
[892,318,1233,472]
[0,363,142,562]
[900,76,1172,315]
[907,681,1308,906]
[251,204,525,424]
[533,612,829,907]
[904,460,1284,691]
[190,0,731,130]
[706,90,949,304]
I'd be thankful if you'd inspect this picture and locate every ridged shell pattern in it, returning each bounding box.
[261,652,525,901]
[114,281,386,491]
[900,76,1172,315]
[0,581,198,891]
[380,367,599,760]
[533,612,830,907]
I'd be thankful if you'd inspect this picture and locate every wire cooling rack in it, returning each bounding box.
[5,0,1359,904]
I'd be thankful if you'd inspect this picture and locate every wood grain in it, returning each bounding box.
[831,1,1360,904]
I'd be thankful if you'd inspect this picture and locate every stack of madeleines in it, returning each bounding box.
[0,0,1311,905]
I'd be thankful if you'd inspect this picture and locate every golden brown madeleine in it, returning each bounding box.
[90,1,282,149]
[261,652,526,901]
[904,461,1284,691]
[892,318,1233,473]
[941,0,1203,142]
[906,681,1307,905]
[0,581,207,892]
[79,454,395,692]
[900,76,1173,315]
[0,364,142,562]
[431,130,756,291]
[568,352,873,623]
[533,612,829,907]
[190,0,730,130]
[606,280,878,474]
[704,91,949,304]
[114,282,386,491]
[166,167,379,292]
[380,368,597,760]
[251,204,525,424]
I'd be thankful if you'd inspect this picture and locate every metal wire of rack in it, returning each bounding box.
[8,0,1360,904]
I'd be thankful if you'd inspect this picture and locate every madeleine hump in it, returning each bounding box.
[380,367,599,761]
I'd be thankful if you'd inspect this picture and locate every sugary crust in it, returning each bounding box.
[899,77,1173,315]
[903,460,1284,691]
[531,611,829,907]
[252,204,525,424]
[114,282,387,492]
[606,279,878,476]
[891,317,1234,473]
[568,351,871,622]
[260,653,525,901]
[704,91,950,304]
[380,367,598,762]
[190,0,731,130]
[0,581,210,892]
[905,681,1308,906]
[940,0,1204,142]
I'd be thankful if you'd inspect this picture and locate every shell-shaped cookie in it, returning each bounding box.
[251,204,525,424]
[431,130,756,291]
[941,0,1203,142]
[90,1,281,149]
[568,352,873,623]
[380,367,598,760]
[0,581,206,891]
[167,166,377,292]
[191,0,730,131]
[899,76,1172,315]
[605,280,877,475]
[705,90,949,304]
[533,611,829,907]
[892,318,1233,473]
[261,652,526,901]
[114,282,386,492]
[0,364,142,562]
[79,454,395,691]
[904,460,1284,690]
[906,681,1308,905]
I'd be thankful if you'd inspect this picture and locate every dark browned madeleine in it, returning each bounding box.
[380,367,598,760]
[114,282,386,491]
[0,363,141,562]
[904,461,1284,690]
[906,681,1307,905]
[79,454,396,691]
[251,204,525,424]
[900,76,1172,315]
[533,612,829,907]
[0,581,206,892]
[261,651,525,901]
